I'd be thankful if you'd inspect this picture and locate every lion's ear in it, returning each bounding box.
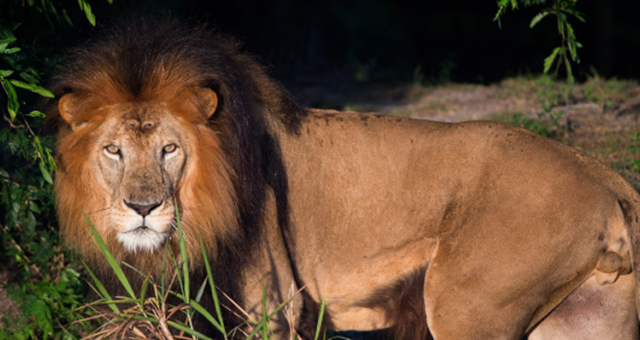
[194,88,218,119]
[58,94,85,130]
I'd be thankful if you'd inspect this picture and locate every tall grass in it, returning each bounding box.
[78,202,329,340]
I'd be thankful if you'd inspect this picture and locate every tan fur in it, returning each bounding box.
[51,20,640,340]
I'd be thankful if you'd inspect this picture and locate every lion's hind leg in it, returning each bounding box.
[528,274,638,340]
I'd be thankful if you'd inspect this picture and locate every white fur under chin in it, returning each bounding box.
[117,229,166,253]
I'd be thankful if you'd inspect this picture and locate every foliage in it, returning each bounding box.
[0,0,107,29]
[495,0,584,84]
[0,268,91,340]
[0,1,110,339]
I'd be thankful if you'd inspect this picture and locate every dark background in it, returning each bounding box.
[3,0,639,85]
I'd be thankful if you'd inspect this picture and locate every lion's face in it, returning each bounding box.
[55,82,236,272]
[88,102,191,252]
[96,103,187,252]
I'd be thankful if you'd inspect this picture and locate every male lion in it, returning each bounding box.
[49,19,640,339]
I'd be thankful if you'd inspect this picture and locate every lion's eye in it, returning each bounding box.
[163,144,177,154]
[105,144,120,155]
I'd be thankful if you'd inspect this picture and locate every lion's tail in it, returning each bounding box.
[619,197,640,319]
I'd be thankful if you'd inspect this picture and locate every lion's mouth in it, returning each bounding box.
[117,224,167,253]
[125,225,156,235]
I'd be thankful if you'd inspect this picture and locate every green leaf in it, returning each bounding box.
[27,111,47,119]
[9,80,55,98]
[566,21,576,41]
[61,9,73,26]
[0,69,13,77]
[39,161,53,185]
[543,47,561,74]
[0,37,17,46]
[1,78,19,120]
[529,10,550,28]
[28,201,41,213]
[0,37,19,54]
[78,0,96,26]
[1,47,21,54]
[564,53,574,84]
[561,7,586,22]
[19,71,39,85]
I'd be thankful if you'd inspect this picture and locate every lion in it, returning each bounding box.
[48,18,640,339]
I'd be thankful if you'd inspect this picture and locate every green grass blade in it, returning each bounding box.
[167,320,214,340]
[159,240,170,306]
[196,278,207,303]
[175,294,226,334]
[262,286,268,339]
[314,297,326,340]
[121,262,153,282]
[81,259,120,314]
[246,322,264,340]
[168,246,187,299]
[139,274,151,309]
[200,234,226,334]
[84,212,136,299]
[174,199,190,303]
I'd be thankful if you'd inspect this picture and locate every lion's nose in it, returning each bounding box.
[124,200,163,217]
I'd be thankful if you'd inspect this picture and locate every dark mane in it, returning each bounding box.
[47,16,305,133]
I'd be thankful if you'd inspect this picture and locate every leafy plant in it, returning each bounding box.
[495,0,584,84]
[0,1,112,339]
[0,268,91,340]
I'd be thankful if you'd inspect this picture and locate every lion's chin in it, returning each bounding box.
[116,227,167,254]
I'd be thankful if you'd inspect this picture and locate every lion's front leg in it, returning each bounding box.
[234,189,303,339]
[528,274,638,340]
